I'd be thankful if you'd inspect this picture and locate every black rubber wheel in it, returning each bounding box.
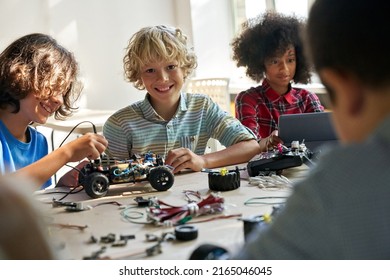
[189,244,230,260]
[148,166,174,191]
[175,225,198,241]
[208,169,240,191]
[84,172,110,198]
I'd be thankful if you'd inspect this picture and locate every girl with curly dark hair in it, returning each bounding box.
[231,11,323,148]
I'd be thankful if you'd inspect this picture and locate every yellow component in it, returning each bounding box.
[220,168,228,176]
[263,213,272,223]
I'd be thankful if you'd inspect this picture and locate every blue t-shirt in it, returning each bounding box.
[0,120,51,189]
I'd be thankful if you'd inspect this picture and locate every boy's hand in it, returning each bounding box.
[63,133,108,162]
[165,148,205,173]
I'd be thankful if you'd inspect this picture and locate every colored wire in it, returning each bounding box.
[186,214,242,224]
[120,205,151,225]
[182,190,202,202]
[50,223,88,230]
[146,193,225,226]
[244,196,288,206]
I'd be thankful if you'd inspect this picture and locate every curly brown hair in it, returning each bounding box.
[231,11,312,84]
[123,25,197,90]
[0,33,82,120]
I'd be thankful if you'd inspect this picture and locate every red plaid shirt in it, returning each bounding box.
[235,79,324,139]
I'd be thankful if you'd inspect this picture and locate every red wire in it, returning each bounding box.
[147,194,225,225]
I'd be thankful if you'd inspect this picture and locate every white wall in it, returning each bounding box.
[0,0,236,111]
[0,0,191,111]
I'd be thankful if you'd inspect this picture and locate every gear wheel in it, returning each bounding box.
[208,167,240,191]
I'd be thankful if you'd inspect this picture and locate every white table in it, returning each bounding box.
[35,164,309,260]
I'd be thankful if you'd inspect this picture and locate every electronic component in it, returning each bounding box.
[65,202,92,212]
[247,143,313,176]
[134,196,151,207]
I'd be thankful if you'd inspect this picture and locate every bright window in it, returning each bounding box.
[245,0,267,19]
[274,0,309,18]
[232,0,313,34]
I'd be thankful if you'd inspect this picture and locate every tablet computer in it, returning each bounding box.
[278,111,338,151]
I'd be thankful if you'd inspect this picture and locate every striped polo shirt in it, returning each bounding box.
[103,92,255,160]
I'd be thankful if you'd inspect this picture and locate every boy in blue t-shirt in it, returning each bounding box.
[0,33,107,189]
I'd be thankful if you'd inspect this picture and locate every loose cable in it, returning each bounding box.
[58,120,97,147]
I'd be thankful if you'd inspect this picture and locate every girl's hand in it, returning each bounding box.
[266,130,283,149]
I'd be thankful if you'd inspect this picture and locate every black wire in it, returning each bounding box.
[42,161,88,200]
[42,185,85,201]
[63,163,87,177]
[58,121,97,147]
[57,186,85,201]
[54,121,96,198]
